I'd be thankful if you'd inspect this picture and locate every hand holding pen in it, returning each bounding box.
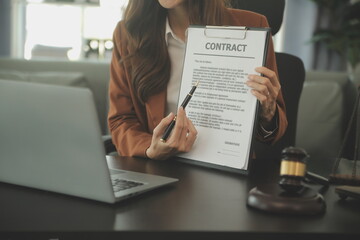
[145,81,199,160]
[160,80,199,142]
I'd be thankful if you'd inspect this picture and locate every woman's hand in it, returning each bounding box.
[246,67,281,125]
[146,107,197,160]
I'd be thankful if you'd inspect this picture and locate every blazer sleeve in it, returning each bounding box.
[256,15,288,144]
[107,22,152,157]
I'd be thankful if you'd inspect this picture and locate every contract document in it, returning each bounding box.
[178,26,270,173]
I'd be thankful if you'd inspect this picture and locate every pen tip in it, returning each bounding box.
[195,80,200,87]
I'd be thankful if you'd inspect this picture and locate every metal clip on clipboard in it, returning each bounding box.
[204,26,248,40]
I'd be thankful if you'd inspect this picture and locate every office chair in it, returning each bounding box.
[230,0,306,160]
[103,135,117,155]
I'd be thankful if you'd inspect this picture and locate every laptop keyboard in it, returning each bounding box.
[111,178,145,192]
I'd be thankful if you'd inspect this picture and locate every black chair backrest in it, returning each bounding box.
[229,0,285,35]
[230,0,306,160]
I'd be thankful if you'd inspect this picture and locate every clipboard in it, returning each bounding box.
[177,25,271,175]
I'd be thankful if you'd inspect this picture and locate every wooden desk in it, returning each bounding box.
[0,156,359,240]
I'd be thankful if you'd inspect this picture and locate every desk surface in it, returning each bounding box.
[1,156,359,239]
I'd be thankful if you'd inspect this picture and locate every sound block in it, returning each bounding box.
[247,184,326,215]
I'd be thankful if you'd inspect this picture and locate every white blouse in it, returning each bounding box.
[165,18,186,116]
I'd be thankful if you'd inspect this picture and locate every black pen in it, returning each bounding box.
[160,80,199,142]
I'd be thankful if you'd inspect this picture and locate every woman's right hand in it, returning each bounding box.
[145,107,197,160]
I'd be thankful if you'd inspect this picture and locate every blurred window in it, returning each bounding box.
[22,0,128,61]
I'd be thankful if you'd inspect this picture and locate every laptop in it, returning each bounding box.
[0,79,178,204]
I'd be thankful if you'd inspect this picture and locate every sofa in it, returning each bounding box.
[0,58,110,135]
[0,57,357,162]
[296,71,357,162]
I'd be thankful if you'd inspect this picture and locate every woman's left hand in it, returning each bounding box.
[246,66,281,123]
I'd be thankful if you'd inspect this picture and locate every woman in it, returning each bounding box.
[108,0,287,160]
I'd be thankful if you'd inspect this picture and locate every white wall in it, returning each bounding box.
[275,0,318,70]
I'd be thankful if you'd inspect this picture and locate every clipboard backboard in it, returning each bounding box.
[177,25,271,175]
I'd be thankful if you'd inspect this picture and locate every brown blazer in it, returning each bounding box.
[108,8,288,157]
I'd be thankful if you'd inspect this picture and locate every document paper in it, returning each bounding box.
[178,26,269,170]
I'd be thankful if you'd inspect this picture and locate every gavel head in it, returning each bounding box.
[279,147,309,193]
